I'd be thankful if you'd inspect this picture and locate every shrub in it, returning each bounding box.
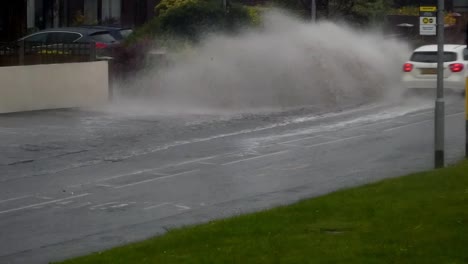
[128,0,259,45]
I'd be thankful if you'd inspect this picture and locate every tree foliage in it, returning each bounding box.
[271,0,413,24]
[128,0,259,44]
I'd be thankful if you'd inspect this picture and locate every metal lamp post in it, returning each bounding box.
[435,0,445,168]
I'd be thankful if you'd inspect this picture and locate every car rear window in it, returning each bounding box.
[119,29,133,39]
[90,32,116,43]
[410,52,457,62]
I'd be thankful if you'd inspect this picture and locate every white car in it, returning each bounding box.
[402,44,467,94]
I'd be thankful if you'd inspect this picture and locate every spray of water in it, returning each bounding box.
[113,10,411,115]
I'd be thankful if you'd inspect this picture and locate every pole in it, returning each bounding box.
[465,22,468,159]
[223,0,227,13]
[435,0,445,168]
[311,0,317,22]
[465,77,468,158]
[18,40,25,66]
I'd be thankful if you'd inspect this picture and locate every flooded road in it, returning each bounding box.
[0,95,465,263]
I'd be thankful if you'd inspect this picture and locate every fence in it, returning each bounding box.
[0,41,96,67]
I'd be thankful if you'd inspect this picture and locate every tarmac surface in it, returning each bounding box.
[0,96,465,263]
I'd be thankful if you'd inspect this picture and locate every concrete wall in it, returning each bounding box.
[0,61,108,114]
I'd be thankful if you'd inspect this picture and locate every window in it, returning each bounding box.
[119,29,133,39]
[60,33,82,43]
[90,32,116,43]
[23,33,48,43]
[410,52,457,63]
[46,32,81,43]
[463,49,468,61]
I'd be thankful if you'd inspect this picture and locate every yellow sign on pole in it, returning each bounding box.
[420,6,437,12]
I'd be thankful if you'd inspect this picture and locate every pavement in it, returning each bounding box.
[0,96,466,263]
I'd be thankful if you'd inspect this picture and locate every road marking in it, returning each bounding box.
[222,150,290,166]
[447,112,464,117]
[67,155,225,189]
[90,202,119,210]
[0,193,90,215]
[110,203,129,209]
[0,195,31,204]
[143,202,170,210]
[114,169,200,189]
[349,119,402,130]
[383,119,432,132]
[197,162,217,165]
[278,135,320,145]
[174,204,191,210]
[306,135,366,148]
[95,183,115,188]
[95,169,162,183]
[407,111,433,117]
[382,112,463,133]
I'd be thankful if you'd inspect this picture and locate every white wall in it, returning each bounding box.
[0,61,108,114]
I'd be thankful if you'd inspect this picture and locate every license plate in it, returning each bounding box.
[420,68,437,74]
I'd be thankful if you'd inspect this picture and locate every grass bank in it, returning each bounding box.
[58,161,468,264]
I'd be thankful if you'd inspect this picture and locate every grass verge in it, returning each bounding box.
[57,161,468,264]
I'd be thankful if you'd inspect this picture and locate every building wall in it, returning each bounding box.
[102,0,122,23]
[84,0,98,24]
[0,61,109,114]
[121,0,158,27]
[454,0,468,11]
[0,1,27,41]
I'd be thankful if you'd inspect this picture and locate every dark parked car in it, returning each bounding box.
[18,27,120,57]
[78,25,133,41]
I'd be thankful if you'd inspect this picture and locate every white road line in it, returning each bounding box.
[197,162,217,165]
[95,183,115,188]
[383,119,432,132]
[143,202,170,210]
[0,195,31,204]
[67,155,226,189]
[109,203,129,209]
[89,202,121,210]
[306,135,366,148]
[222,150,290,166]
[278,135,320,145]
[174,204,191,210]
[95,169,159,183]
[383,112,463,133]
[447,112,464,117]
[350,119,402,130]
[167,155,224,167]
[407,111,433,117]
[0,193,90,215]
[114,169,200,189]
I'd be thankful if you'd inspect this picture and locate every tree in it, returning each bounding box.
[128,0,259,44]
[272,0,391,24]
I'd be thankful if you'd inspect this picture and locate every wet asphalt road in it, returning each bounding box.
[0,96,466,263]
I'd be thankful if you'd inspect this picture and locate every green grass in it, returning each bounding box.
[57,161,468,264]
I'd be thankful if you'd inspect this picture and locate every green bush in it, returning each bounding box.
[158,0,224,39]
[128,0,259,45]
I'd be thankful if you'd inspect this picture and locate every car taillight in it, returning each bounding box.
[449,63,464,72]
[95,42,108,49]
[403,63,413,72]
